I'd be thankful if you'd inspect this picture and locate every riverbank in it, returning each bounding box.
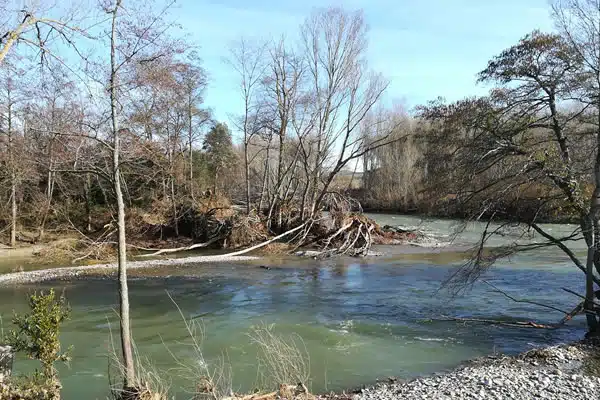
[325,340,600,400]
[0,253,261,285]
[0,241,471,285]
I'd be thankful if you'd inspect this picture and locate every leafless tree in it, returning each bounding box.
[300,8,397,217]
[228,38,267,214]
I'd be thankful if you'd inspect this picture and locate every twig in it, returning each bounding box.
[562,287,600,307]
[482,280,570,314]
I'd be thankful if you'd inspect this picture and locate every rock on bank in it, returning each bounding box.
[328,341,600,400]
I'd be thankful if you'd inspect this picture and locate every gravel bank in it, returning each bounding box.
[0,254,260,285]
[332,341,600,400]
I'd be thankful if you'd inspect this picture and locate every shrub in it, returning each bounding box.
[6,289,71,399]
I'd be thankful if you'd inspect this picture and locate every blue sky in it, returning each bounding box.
[173,0,554,125]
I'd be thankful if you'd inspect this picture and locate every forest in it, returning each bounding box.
[1,0,600,399]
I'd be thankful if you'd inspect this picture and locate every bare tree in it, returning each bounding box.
[106,0,136,389]
[262,37,305,230]
[0,1,91,68]
[3,62,17,247]
[300,8,396,217]
[228,38,267,214]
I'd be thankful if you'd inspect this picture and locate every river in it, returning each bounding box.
[0,214,589,399]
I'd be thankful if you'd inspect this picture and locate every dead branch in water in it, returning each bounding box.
[559,302,584,325]
[435,316,556,329]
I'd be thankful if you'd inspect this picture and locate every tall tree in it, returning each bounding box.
[106,0,136,389]
[229,38,267,214]
[263,37,305,230]
[301,8,395,216]
[203,123,235,195]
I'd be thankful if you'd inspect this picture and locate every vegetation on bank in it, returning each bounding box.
[1,290,70,400]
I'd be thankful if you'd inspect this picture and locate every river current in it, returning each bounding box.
[0,214,588,399]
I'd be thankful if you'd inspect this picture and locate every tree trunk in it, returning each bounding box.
[38,168,54,242]
[171,178,178,237]
[188,96,194,200]
[310,137,323,217]
[258,138,271,212]
[110,0,135,388]
[244,138,251,215]
[585,246,599,333]
[10,176,16,248]
[300,179,310,221]
[85,173,92,233]
[213,169,218,196]
[7,90,16,248]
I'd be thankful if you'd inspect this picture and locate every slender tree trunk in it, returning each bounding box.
[110,0,135,388]
[585,246,599,332]
[310,137,323,216]
[213,169,218,196]
[7,89,16,247]
[38,101,58,241]
[10,173,16,247]
[258,138,271,212]
[347,159,359,190]
[171,178,178,237]
[300,179,310,221]
[85,173,92,233]
[188,94,194,200]
[244,138,251,215]
[38,167,54,242]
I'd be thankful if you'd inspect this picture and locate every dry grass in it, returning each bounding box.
[248,323,311,392]
[104,294,314,400]
[163,292,232,400]
[33,237,116,265]
[255,242,292,255]
[107,321,171,400]
[226,215,268,249]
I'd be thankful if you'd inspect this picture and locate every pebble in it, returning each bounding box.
[342,343,600,400]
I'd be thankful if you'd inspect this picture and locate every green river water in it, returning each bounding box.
[0,214,590,399]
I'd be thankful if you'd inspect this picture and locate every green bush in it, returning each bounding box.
[4,290,71,399]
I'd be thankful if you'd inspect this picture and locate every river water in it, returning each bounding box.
[0,214,589,399]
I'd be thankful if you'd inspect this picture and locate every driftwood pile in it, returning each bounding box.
[137,208,421,259]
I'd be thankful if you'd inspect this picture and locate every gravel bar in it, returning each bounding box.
[0,255,260,285]
[323,341,600,400]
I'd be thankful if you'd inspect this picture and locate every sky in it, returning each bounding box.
[172,0,555,126]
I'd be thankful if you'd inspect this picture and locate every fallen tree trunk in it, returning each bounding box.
[139,236,222,257]
[224,222,307,257]
[140,223,307,259]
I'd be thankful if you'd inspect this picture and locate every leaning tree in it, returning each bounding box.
[419,29,600,334]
